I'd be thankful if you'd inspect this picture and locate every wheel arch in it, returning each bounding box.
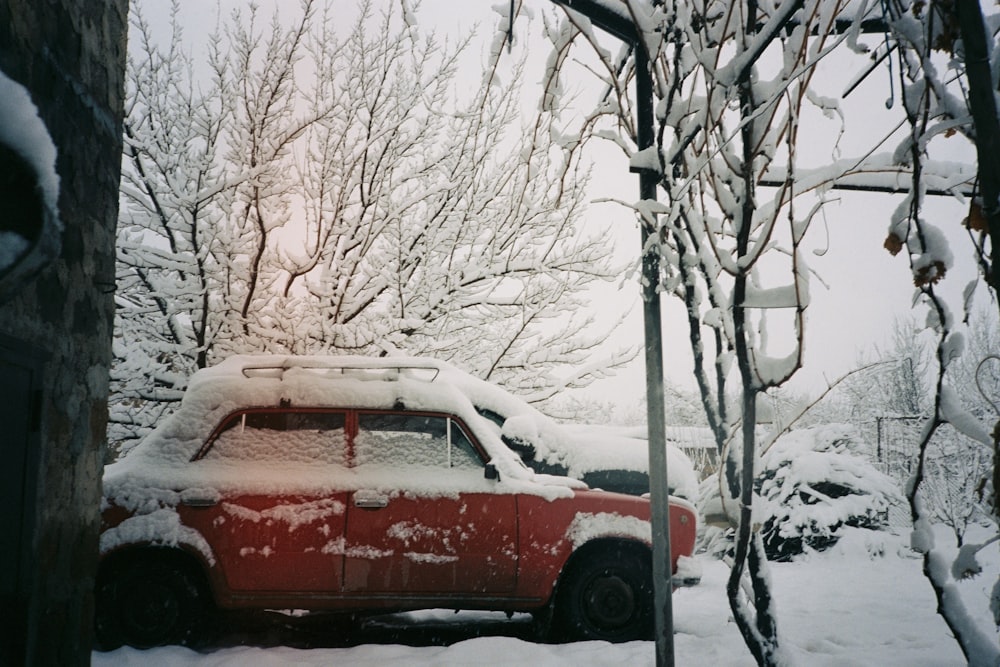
[548,536,654,642]
[94,544,218,650]
[97,544,215,602]
[552,536,652,602]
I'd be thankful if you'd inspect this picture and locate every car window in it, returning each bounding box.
[354,412,481,470]
[448,421,482,469]
[201,410,348,464]
[475,406,506,429]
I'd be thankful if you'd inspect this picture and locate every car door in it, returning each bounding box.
[343,411,517,595]
[184,409,350,594]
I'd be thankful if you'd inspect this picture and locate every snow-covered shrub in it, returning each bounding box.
[699,424,903,561]
[757,425,904,560]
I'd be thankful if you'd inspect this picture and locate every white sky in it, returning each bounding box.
[136,0,984,402]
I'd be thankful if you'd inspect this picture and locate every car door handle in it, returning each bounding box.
[181,496,218,508]
[354,491,389,509]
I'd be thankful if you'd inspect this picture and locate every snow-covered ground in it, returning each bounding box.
[93,524,997,666]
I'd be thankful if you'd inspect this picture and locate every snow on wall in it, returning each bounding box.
[0,233,30,272]
[0,68,60,274]
[0,70,59,211]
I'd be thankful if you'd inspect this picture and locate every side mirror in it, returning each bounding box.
[502,436,536,462]
[484,462,500,481]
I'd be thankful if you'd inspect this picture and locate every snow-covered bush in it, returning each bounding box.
[757,425,903,560]
[700,424,903,561]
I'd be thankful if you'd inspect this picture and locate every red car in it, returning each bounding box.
[96,356,698,648]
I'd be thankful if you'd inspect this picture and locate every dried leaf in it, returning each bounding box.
[930,0,961,54]
[934,32,957,53]
[914,260,947,287]
[884,233,904,256]
[966,202,988,232]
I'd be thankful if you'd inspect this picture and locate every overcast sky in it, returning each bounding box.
[136,0,983,401]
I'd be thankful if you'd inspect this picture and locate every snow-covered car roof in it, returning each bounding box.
[111,354,697,500]
[241,355,699,498]
[108,355,574,498]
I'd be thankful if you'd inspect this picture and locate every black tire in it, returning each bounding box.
[530,604,555,641]
[554,547,653,642]
[95,554,207,649]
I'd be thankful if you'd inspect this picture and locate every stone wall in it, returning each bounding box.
[0,1,128,664]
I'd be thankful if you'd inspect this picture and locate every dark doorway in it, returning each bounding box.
[0,334,44,665]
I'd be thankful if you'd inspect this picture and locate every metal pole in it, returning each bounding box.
[636,46,674,667]
[541,6,673,663]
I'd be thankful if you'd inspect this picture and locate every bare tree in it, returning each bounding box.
[547,1,884,661]
[924,432,991,546]
[835,313,996,545]
[110,0,633,453]
[879,1,1000,662]
[533,0,997,662]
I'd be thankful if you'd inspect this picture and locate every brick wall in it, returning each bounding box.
[0,1,128,664]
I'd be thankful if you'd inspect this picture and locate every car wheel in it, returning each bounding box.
[555,547,652,642]
[96,554,207,649]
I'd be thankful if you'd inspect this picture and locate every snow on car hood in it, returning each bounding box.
[432,364,699,499]
[559,424,699,500]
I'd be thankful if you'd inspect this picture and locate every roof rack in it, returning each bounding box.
[238,359,441,382]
